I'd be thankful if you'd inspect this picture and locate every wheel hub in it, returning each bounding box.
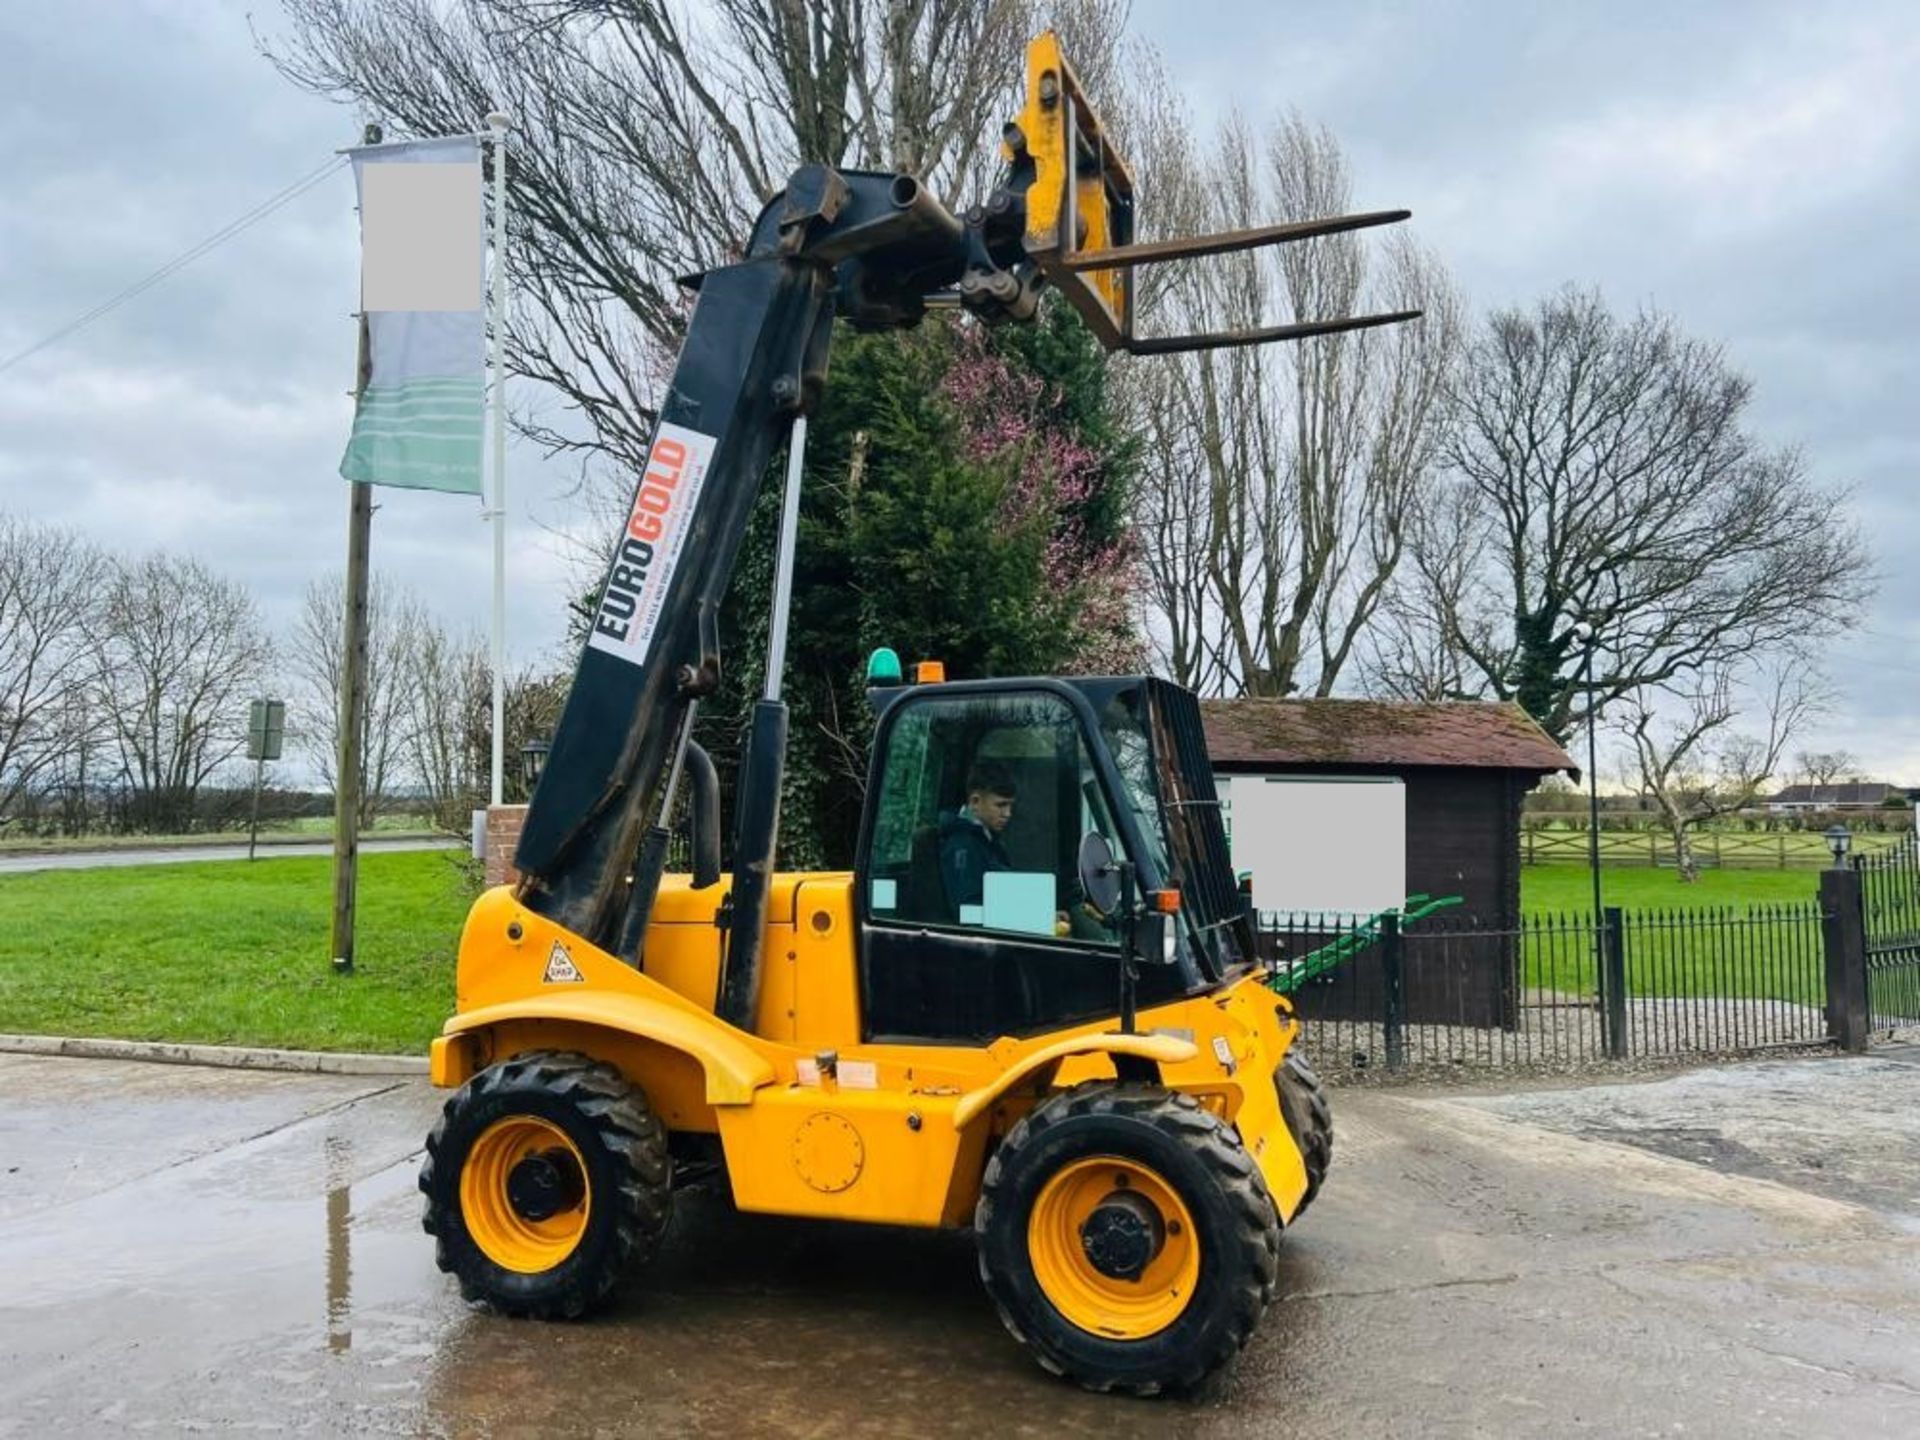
[506,1147,585,1222]
[1078,1189,1165,1281]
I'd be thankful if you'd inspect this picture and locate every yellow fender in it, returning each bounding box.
[952,1032,1199,1129]
[438,991,776,1105]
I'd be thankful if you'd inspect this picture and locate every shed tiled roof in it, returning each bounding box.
[1201,698,1575,774]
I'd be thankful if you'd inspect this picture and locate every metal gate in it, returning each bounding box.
[1856,831,1920,1036]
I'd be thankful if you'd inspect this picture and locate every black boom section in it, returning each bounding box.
[512,258,836,948]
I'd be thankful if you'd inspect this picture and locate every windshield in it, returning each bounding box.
[864,688,1128,947]
[1098,691,1171,880]
[1095,680,1257,980]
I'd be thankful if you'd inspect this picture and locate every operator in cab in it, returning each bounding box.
[938,758,1096,940]
[938,760,1017,914]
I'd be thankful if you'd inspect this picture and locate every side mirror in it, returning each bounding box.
[1077,830,1122,918]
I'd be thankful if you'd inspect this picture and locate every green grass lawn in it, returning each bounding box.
[1517,865,1824,1002]
[1522,864,1821,914]
[0,850,471,1053]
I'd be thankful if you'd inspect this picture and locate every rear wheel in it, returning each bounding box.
[1274,1051,1333,1219]
[420,1049,670,1319]
[975,1083,1279,1395]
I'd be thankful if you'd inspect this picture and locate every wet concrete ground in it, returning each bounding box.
[3,1050,1919,1438]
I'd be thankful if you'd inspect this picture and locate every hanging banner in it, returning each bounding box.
[339,135,485,496]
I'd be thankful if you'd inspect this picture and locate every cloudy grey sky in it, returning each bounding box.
[2,1,1915,781]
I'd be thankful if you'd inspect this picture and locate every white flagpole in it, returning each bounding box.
[486,111,512,807]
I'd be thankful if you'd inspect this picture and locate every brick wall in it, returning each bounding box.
[485,805,528,888]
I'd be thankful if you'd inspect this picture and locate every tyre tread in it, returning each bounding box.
[419,1049,671,1320]
[975,1082,1280,1396]
[1276,1050,1334,1218]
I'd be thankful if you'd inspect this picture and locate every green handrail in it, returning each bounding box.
[1264,893,1463,994]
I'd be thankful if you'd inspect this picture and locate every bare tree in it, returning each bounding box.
[33,690,113,836]
[1619,663,1820,882]
[0,515,105,829]
[1124,104,1460,697]
[396,612,568,830]
[1793,749,1861,788]
[399,620,489,831]
[1363,481,1498,702]
[268,0,1124,522]
[89,554,274,834]
[287,573,428,825]
[1385,288,1873,743]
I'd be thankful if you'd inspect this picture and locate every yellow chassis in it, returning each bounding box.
[432,876,1311,1229]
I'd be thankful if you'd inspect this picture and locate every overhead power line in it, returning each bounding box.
[0,153,350,377]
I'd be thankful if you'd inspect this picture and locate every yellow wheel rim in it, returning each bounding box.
[1027,1156,1200,1340]
[460,1116,591,1274]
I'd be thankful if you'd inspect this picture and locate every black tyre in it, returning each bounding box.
[420,1049,670,1319]
[1274,1050,1333,1219]
[974,1083,1280,1395]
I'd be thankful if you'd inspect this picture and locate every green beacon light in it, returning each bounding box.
[866,646,904,685]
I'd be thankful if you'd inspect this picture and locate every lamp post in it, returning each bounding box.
[1571,625,1603,937]
[1573,622,1618,1054]
[1824,824,1852,870]
[520,736,551,797]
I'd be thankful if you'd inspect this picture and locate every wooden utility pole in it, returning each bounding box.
[330,469,371,974]
[331,122,381,976]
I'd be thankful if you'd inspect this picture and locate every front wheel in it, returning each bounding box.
[420,1049,671,1319]
[974,1084,1280,1395]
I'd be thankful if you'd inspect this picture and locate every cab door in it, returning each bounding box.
[853,685,1171,1042]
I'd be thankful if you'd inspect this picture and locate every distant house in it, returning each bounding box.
[1202,698,1575,1028]
[1764,783,1904,813]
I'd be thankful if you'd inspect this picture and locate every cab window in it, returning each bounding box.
[866,691,1122,945]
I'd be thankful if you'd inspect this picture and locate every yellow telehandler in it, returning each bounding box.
[420,33,1410,1393]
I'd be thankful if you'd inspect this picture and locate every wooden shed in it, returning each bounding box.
[1201,698,1575,1027]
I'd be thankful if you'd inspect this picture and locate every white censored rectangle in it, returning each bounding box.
[360,161,482,312]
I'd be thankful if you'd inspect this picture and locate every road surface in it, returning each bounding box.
[2,1051,1918,1437]
[0,834,461,874]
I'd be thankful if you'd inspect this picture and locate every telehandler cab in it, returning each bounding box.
[421,32,1411,1393]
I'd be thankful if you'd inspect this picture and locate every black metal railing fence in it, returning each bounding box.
[1856,833,1920,1035]
[1261,901,1830,1078]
